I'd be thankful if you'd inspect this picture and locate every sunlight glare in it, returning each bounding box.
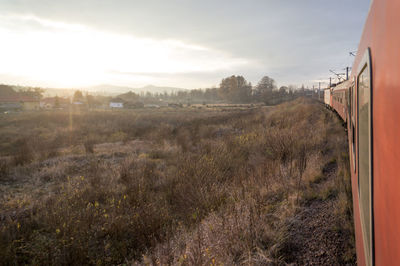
[0,14,246,87]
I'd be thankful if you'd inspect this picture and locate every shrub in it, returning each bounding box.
[83,139,95,154]
[0,159,8,180]
[12,138,34,165]
[0,98,354,264]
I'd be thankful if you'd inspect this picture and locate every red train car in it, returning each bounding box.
[328,0,400,265]
[331,80,350,123]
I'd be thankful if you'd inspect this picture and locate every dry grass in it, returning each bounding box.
[0,98,354,265]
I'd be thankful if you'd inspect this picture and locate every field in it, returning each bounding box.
[0,99,355,265]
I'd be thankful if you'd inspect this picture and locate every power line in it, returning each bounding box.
[349,51,357,57]
[329,69,346,82]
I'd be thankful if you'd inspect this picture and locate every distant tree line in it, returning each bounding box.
[109,75,317,105]
[2,75,318,109]
[19,87,45,99]
[0,84,45,99]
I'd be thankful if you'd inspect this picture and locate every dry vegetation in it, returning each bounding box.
[0,99,354,265]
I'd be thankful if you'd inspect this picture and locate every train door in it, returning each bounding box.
[357,47,373,266]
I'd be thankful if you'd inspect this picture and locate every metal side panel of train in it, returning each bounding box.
[348,0,400,265]
[324,89,331,106]
[331,80,350,122]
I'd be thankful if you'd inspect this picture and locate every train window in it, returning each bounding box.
[348,87,351,122]
[350,81,356,173]
[346,89,350,118]
[357,48,373,266]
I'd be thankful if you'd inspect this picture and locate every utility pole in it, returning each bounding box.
[329,77,332,87]
[318,82,321,101]
[345,67,350,80]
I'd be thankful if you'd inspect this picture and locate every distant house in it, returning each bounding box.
[40,97,70,109]
[0,96,39,111]
[70,100,88,111]
[168,103,183,108]
[109,97,124,108]
[0,85,40,111]
[0,97,21,111]
[124,101,144,109]
[110,102,123,108]
[144,104,160,108]
[20,96,40,110]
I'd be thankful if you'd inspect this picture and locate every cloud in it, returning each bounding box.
[0,13,250,88]
[0,0,370,88]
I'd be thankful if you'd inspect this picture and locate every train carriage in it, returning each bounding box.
[326,0,400,265]
[324,88,332,107]
[331,80,350,123]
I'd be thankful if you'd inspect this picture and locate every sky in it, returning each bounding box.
[0,0,371,90]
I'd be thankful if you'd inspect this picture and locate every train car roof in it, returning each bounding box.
[331,80,350,92]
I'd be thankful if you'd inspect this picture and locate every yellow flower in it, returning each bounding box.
[123,195,127,200]
[56,228,61,234]
[17,222,20,229]
[95,201,99,207]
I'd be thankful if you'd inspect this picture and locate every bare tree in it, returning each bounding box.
[219,75,252,103]
[255,76,277,103]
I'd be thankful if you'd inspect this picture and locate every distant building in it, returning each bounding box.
[40,97,70,109]
[109,97,124,108]
[110,102,123,108]
[144,104,160,108]
[124,101,144,109]
[0,96,40,111]
[0,97,21,111]
[168,103,183,108]
[70,100,87,110]
[21,97,40,110]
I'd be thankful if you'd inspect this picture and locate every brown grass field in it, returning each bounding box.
[0,98,355,265]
